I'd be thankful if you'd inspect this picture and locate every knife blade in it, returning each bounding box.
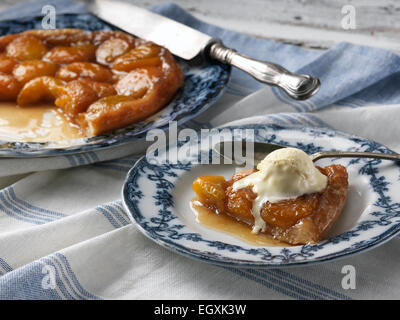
[89,0,320,100]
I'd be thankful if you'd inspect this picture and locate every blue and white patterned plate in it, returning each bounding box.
[122,123,400,268]
[0,14,230,157]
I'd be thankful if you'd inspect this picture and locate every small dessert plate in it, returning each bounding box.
[122,123,400,268]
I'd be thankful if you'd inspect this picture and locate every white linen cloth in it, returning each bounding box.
[1,1,400,300]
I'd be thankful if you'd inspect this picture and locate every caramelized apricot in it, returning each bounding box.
[84,80,116,98]
[115,69,153,97]
[0,74,22,100]
[56,62,113,82]
[23,29,91,46]
[17,76,64,105]
[260,194,319,229]
[55,79,116,116]
[112,43,162,72]
[0,34,19,51]
[0,54,17,74]
[92,31,137,46]
[96,38,132,65]
[6,36,47,61]
[194,176,228,213]
[13,60,57,84]
[226,186,256,224]
[43,44,96,64]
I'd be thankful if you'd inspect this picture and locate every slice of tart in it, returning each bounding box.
[192,147,349,245]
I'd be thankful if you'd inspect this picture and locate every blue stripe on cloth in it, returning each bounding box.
[275,114,300,125]
[41,257,77,299]
[43,255,97,300]
[74,153,86,166]
[80,153,92,164]
[299,114,330,127]
[280,113,314,126]
[95,205,123,228]
[264,114,292,126]
[7,188,65,219]
[268,269,350,300]
[0,261,61,299]
[224,267,304,300]
[89,152,100,162]
[0,187,65,224]
[54,253,100,300]
[280,113,329,128]
[246,269,322,300]
[0,192,52,224]
[0,253,100,300]
[225,267,351,300]
[0,258,12,276]
[103,203,129,226]
[64,155,77,166]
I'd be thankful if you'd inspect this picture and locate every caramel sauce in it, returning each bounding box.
[190,200,285,247]
[0,102,85,142]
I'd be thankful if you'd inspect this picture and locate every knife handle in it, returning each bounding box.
[208,42,320,100]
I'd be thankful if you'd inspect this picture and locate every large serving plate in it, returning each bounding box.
[0,14,230,157]
[122,123,400,268]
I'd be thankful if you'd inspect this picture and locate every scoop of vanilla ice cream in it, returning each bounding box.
[232,147,328,233]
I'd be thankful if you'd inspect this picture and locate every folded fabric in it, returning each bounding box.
[0,0,399,300]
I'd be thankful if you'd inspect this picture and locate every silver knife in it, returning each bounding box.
[89,0,320,100]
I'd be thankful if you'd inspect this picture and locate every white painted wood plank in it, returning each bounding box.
[0,0,399,52]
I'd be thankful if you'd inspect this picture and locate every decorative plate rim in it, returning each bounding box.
[0,13,230,158]
[122,123,400,268]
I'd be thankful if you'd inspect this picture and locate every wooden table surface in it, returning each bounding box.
[0,0,399,52]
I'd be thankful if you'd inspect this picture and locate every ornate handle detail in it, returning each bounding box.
[209,42,320,100]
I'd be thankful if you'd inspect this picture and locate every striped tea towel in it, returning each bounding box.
[0,0,400,300]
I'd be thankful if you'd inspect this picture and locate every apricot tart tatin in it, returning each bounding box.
[192,148,349,245]
[0,29,184,136]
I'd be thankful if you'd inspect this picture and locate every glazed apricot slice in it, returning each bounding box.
[55,79,116,116]
[56,62,113,82]
[92,31,137,46]
[43,44,96,64]
[195,170,257,223]
[0,54,17,74]
[114,69,153,97]
[17,76,64,105]
[96,38,132,65]
[6,35,48,61]
[23,29,91,46]
[0,74,22,100]
[13,60,57,84]
[112,43,162,72]
[0,34,19,51]
[193,176,227,214]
